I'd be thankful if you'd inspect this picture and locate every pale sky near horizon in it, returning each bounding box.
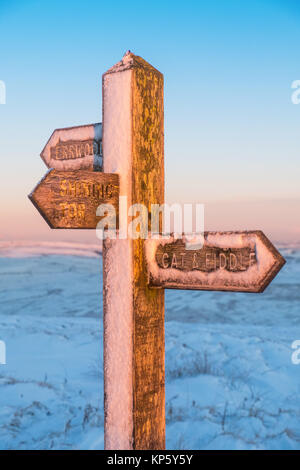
[0,0,299,244]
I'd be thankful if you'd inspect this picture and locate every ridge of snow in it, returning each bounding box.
[0,241,102,258]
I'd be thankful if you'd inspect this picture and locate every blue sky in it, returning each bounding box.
[0,0,299,241]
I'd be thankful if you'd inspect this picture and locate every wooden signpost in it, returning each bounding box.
[29,52,286,451]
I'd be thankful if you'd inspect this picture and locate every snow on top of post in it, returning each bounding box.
[104,51,162,75]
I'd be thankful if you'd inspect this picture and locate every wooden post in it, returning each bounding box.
[102,52,165,450]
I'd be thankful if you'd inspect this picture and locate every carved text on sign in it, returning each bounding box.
[58,202,86,220]
[59,179,113,199]
[156,241,257,272]
[50,139,102,161]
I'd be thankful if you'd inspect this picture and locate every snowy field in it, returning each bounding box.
[0,241,299,450]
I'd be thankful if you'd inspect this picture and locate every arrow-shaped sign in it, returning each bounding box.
[29,169,119,229]
[40,123,102,171]
[145,231,285,293]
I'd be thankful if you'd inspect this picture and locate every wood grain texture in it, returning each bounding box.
[131,58,165,450]
[146,231,286,293]
[29,169,119,229]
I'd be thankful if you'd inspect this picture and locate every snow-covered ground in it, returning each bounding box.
[0,241,299,449]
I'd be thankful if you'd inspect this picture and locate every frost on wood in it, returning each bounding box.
[103,71,132,198]
[105,51,158,75]
[145,231,286,293]
[40,123,102,171]
[103,238,133,450]
[102,63,134,450]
